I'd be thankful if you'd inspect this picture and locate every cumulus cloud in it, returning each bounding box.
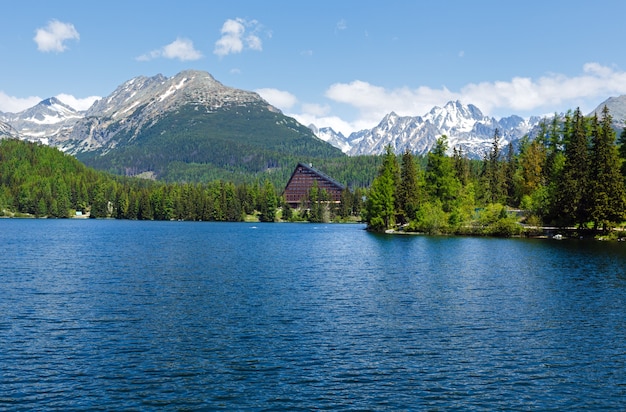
[301,103,331,117]
[316,63,626,134]
[56,94,100,111]
[33,20,79,52]
[214,18,263,57]
[255,88,297,110]
[0,92,42,113]
[137,38,202,61]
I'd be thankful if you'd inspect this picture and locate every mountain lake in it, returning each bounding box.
[1,219,625,410]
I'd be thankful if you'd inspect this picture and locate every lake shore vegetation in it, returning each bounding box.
[2,106,626,237]
[364,106,626,238]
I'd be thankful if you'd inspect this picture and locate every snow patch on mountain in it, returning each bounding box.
[0,97,84,144]
[0,120,20,139]
[311,100,542,158]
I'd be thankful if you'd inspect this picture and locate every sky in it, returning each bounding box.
[2,0,626,136]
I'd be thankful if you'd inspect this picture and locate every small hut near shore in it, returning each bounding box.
[283,163,345,208]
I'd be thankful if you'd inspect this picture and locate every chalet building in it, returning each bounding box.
[283,163,345,208]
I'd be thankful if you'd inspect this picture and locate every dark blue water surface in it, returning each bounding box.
[1,219,626,410]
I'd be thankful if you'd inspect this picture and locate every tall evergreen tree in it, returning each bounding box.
[587,106,626,230]
[364,145,399,231]
[482,129,506,204]
[556,108,589,227]
[258,179,277,222]
[425,135,459,212]
[453,147,470,186]
[618,125,626,179]
[516,137,545,198]
[504,142,517,205]
[396,150,420,224]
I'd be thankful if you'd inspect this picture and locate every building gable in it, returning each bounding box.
[283,163,345,207]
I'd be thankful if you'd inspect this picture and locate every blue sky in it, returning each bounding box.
[2,0,626,135]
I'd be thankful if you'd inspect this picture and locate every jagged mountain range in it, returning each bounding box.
[1,70,344,180]
[1,70,285,155]
[2,70,626,165]
[313,101,543,158]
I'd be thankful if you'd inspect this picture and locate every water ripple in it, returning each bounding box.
[1,221,626,410]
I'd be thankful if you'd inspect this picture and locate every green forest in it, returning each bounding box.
[364,106,626,238]
[1,105,626,238]
[0,138,365,222]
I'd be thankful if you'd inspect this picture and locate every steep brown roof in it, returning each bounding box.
[283,163,345,207]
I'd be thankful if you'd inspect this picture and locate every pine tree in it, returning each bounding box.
[364,145,399,231]
[396,150,420,224]
[453,146,470,186]
[258,179,277,222]
[618,125,626,179]
[504,142,517,205]
[482,129,505,204]
[516,137,545,198]
[556,108,589,227]
[425,135,459,212]
[587,106,626,231]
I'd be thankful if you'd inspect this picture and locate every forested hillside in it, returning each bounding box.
[364,106,626,237]
[76,102,345,182]
[0,139,365,222]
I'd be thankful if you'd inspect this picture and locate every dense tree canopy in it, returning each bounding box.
[363,106,626,237]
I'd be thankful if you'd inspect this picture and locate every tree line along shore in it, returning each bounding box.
[1,106,625,239]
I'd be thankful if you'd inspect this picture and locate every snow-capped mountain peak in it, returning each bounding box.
[0,97,84,143]
[311,100,542,158]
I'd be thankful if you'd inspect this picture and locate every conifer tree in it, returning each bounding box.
[587,106,626,230]
[482,129,506,204]
[516,137,545,198]
[504,142,517,205]
[556,108,589,227]
[364,145,399,231]
[425,135,459,211]
[258,179,277,222]
[453,147,470,186]
[396,150,420,224]
[618,125,626,179]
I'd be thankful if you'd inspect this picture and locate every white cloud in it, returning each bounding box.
[292,112,358,136]
[56,94,100,111]
[316,63,626,134]
[0,92,42,113]
[34,20,79,52]
[137,38,202,61]
[214,18,264,57]
[255,88,297,110]
[301,103,331,117]
[336,19,347,31]
[459,63,626,115]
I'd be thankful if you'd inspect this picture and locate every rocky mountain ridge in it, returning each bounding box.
[65,70,278,154]
[314,101,543,158]
[0,120,20,139]
[314,96,626,158]
[0,97,83,144]
[2,70,625,161]
[0,70,280,155]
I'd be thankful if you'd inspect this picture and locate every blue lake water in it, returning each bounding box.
[1,219,626,410]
